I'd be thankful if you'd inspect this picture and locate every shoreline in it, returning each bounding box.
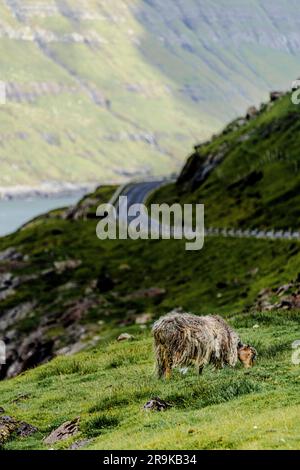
[0,175,169,201]
[0,182,100,201]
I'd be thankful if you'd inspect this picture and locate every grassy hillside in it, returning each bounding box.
[0,182,300,371]
[0,308,299,450]
[1,0,300,187]
[0,184,300,448]
[1,88,300,449]
[150,91,300,230]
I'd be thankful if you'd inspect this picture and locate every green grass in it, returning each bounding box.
[0,180,300,449]
[0,308,299,450]
[149,92,300,230]
[1,2,300,449]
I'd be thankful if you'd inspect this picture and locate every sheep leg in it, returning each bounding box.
[165,366,172,379]
[197,365,204,375]
[214,361,223,371]
[163,353,173,379]
[155,345,172,379]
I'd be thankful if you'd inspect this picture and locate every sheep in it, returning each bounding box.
[152,311,257,378]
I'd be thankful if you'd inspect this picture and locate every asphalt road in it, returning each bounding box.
[120,181,164,207]
[116,180,164,230]
[113,181,300,242]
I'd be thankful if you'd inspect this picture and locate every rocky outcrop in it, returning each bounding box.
[251,278,300,311]
[176,87,291,194]
[0,22,104,45]
[176,153,206,188]
[0,273,15,301]
[0,271,39,301]
[60,298,97,327]
[270,91,284,102]
[0,414,37,446]
[54,259,82,274]
[0,255,102,379]
[63,198,99,221]
[0,269,38,300]
[0,248,24,262]
[4,80,109,108]
[246,106,259,120]
[117,333,134,342]
[143,397,172,412]
[177,143,229,192]
[0,301,36,331]
[44,418,80,445]
[2,330,54,379]
[0,275,108,378]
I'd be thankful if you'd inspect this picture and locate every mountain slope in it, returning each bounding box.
[1,183,300,380]
[0,186,299,450]
[1,88,300,448]
[150,90,300,230]
[1,0,300,187]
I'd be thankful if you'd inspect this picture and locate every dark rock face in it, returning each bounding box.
[176,153,206,188]
[0,237,105,380]
[0,415,37,445]
[177,144,229,192]
[1,331,54,379]
[0,293,102,380]
[0,247,58,380]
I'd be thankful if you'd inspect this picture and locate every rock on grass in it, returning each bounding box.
[0,415,37,445]
[44,417,80,445]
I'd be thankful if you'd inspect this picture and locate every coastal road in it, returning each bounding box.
[115,180,165,233]
[118,180,165,208]
[112,181,300,242]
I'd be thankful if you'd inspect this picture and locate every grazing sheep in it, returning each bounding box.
[152,312,257,378]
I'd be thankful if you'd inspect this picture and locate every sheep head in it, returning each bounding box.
[238,344,257,368]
